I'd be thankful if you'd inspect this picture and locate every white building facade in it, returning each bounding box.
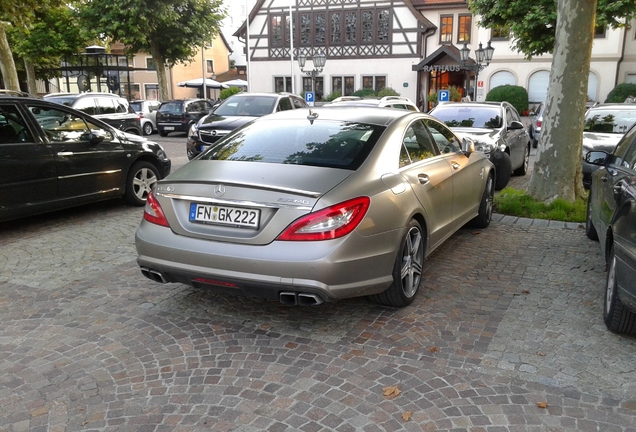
[236,0,636,109]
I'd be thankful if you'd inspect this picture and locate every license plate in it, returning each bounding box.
[189,203,260,228]
[164,126,175,131]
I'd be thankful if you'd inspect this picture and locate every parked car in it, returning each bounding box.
[529,102,545,148]
[581,103,636,188]
[43,92,142,135]
[186,92,308,159]
[0,96,171,222]
[136,107,495,307]
[156,98,214,137]
[130,100,161,135]
[585,123,636,335]
[325,96,419,111]
[429,101,531,190]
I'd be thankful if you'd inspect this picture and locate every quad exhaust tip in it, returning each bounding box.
[140,267,168,284]
[279,291,324,306]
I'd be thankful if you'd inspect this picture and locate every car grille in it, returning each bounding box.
[199,130,224,145]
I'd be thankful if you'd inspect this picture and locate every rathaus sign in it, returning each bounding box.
[422,65,462,72]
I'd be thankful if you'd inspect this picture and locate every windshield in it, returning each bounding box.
[199,119,385,170]
[584,109,636,134]
[45,96,78,107]
[213,95,277,117]
[130,102,141,111]
[432,106,503,129]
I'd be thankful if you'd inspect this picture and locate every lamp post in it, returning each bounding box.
[298,52,326,95]
[459,41,494,101]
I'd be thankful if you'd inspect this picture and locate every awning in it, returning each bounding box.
[177,78,229,89]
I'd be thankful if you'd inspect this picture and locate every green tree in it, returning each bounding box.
[79,0,226,101]
[8,5,93,93]
[0,0,64,90]
[469,0,636,203]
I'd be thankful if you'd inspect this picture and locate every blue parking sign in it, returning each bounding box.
[438,90,450,102]
[305,91,315,106]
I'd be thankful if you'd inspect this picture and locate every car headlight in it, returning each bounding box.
[188,122,199,138]
[474,142,495,154]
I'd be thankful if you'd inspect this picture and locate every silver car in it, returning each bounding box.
[135,108,495,307]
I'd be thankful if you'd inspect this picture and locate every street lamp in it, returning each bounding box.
[298,52,326,95]
[459,41,494,101]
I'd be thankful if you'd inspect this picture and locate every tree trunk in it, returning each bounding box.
[150,41,170,102]
[525,0,595,203]
[24,58,37,95]
[0,22,20,91]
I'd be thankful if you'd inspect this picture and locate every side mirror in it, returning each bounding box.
[461,137,475,156]
[508,120,524,130]
[585,150,610,166]
[80,131,105,144]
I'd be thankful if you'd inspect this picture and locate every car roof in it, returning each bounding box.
[252,106,423,127]
[433,101,506,109]
[588,103,636,110]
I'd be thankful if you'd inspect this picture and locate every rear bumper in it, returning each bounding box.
[135,220,400,302]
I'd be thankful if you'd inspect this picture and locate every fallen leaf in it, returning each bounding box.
[537,352,546,356]
[428,346,439,353]
[382,385,401,399]
[402,411,413,421]
[536,401,548,408]
[471,231,481,235]
[522,290,530,294]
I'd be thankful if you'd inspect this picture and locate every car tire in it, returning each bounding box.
[603,245,636,335]
[158,129,168,137]
[513,144,529,176]
[493,151,512,190]
[143,122,153,135]
[469,172,494,228]
[124,161,160,206]
[369,219,424,308]
[532,137,538,149]
[585,193,599,241]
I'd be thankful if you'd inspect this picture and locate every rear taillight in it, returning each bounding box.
[536,120,542,127]
[277,197,370,241]
[143,191,170,227]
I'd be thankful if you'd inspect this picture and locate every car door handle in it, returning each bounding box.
[451,162,460,170]
[600,175,608,183]
[418,174,430,185]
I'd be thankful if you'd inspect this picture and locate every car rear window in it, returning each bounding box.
[158,102,183,114]
[199,119,384,170]
[432,106,503,129]
[584,109,636,134]
[130,102,141,111]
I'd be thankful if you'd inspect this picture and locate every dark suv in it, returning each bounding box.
[156,98,214,137]
[186,92,308,159]
[43,92,142,135]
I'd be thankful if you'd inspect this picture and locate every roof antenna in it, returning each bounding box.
[307,109,319,125]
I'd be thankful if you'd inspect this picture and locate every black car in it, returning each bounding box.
[186,92,308,159]
[156,98,214,137]
[429,101,531,190]
[43,92,142,135]
[0,96,171,222]
[585,123,636,335]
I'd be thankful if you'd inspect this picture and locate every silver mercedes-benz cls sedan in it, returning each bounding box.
[135,107,495,307]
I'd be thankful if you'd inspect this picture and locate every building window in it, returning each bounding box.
[362,10,374,43]
[491,25,510,40]
[300,13,311,46]
[594,25,606,38]
[206,60,214,74]
[330,12,342,44]
[146,58,155,71]
[270,15,283,47]
[332,76,355,96]
[458,14,472,43]
[377,9,390,42]
[145,84,159,100]
[302,77,324,100]
[440,15,453,44]
[362,76,386,92]
[315,13,326,45]
[345,11,357,44]
[274,76,292,93]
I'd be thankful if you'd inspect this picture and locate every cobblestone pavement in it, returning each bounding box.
[1,201,635,432]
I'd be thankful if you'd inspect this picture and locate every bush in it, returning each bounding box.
[377,87,400,97]
[486,85,529,115]
[352,88,376,98]
[322,91,341,102]
[605,83,636,103]
[426,85,462,104]
[219,86,241,100]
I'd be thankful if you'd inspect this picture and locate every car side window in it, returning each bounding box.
[400,120,440,167]
[614,126,636,169]
[291,96,306,109]
[423,119,461,153]
[28,104,113,143]
[73,98,97,115]
[0,104,34,144]
[278,98,293,111]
